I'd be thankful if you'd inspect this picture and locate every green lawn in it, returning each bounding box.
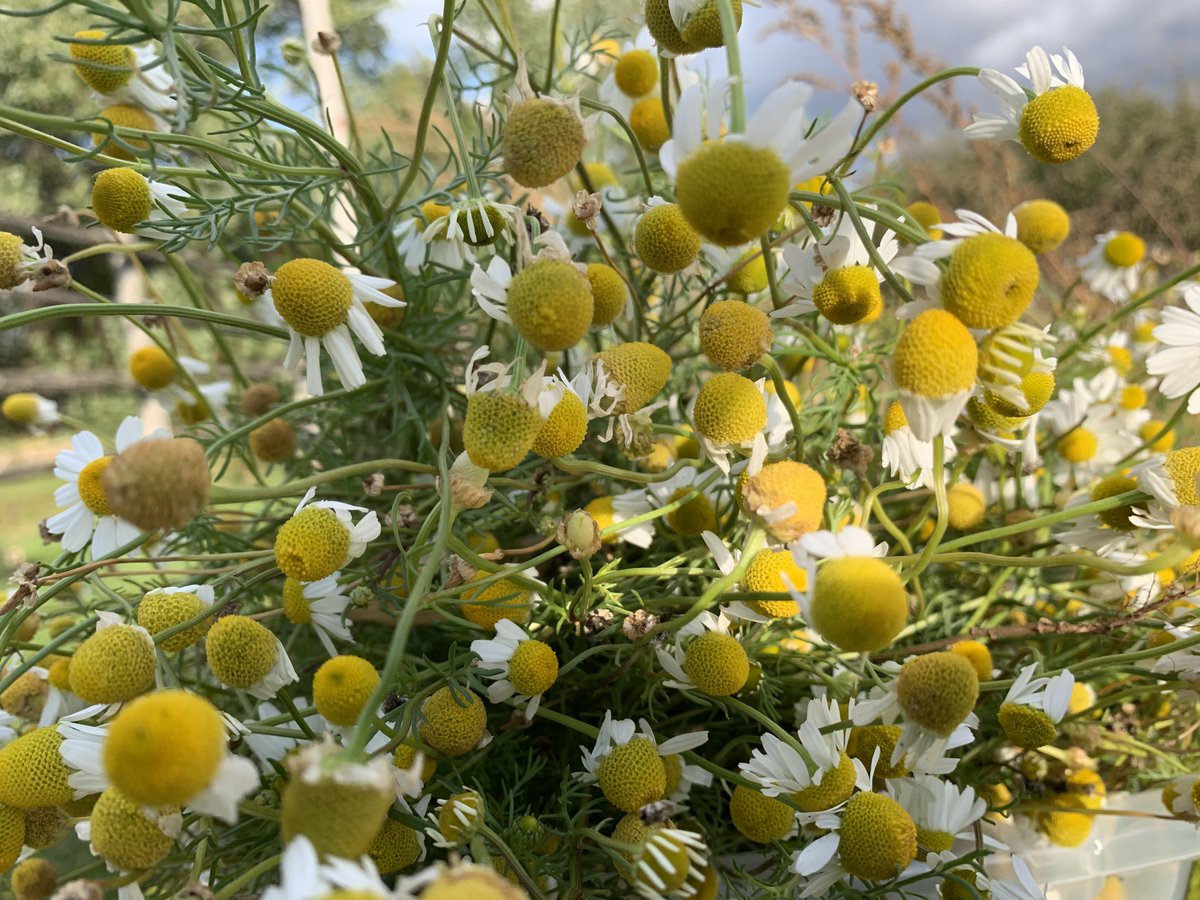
[0,471,65,566]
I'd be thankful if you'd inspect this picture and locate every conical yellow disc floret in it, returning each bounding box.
[69,31,134,94]
[741,460,826,542]
[70,624,156,704]
[502,99,587,189]
[280,763,392,859]
[615,49,659,97]
[593,342,672,413]
[665,486,717,535]
[21,806,69,850]
[369,816,423,874]
[0,729,72,809]
[729,784,795,843]
[699,301,773,371]
[314,655,380,726]
[0,805,25,873]
[508,640,559,697]
[837,791,917,881]
[464,392,543,472]
[586,263,629,326]
[904,201,943,240]
[270,258,352,337]
[1165,447,1200,506]
[597,738,666,811]
[10,856,56,899]
[611,814,691,894]
[274,506,350,582]
[635,203,701,273]
[985,369,1055,417]
[630,97,671,151]
[394,741,438,783]
[1,392,41,424]
[727,249,769,295]
[104,690,225,805]
[1104,231,1145,268]
[1058,426,1098,462]
[75,455,116,516]
[507,259,593,351]
[644,0,700,55]
[693,373,766,444]
[740,548,804,618]
[1090,473,1137,531]
[95,104,155,161]
[997,702,1057,749]
[91,168,151,234]
[137,589,211,652]
[678,0,743,48]
[460,571,532,630]
[812,266,882,325]
[896,652,979,736]
[675,143,791,247]
[847,725,909,780]
[1013,199,1071,254]
[438,789,484,844]
[88,787,178,871]
[1036,794,1093,847]
[793,751,857,812]
[949,640,993,682]
[0,672,47,721]
[682,632,749,696]
[1018,85,1099,164]
[941,233,1039,330]
[532,390,588,458]
[128,346,177,390]
[946,482,985,530]
[893,309,978,398]
[205,615,279,690]
[810,557,907,652]
[419,686,487,757]
[967,396,1022,438]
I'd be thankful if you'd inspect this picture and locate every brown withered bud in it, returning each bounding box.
[234,261,271,299]
[249,418,297,463]
[826,427,874,479]
[622,609,660,641]
[852,80,879,112]
[311,31,343,55]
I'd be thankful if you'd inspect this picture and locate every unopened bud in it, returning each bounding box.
[349,586,374,608]
[102,437,210,532]
[851,80,879,112]
[557,509,601,560]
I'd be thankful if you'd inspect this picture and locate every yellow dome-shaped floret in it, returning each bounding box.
[0,729,72,810]
[91,168,151,234]
[682,631,749,696]
[69,31,134,94]
[949,640,992,682]
[740,548,804,618]
[847,725,909,780]
[611,814,692,894]
[678,0,742,48]
[369,816,423,874]
[313,655,379,726]
[205,615,279,690]
[946,482,985,530]
[812,266,883,325]
[1,392,41,424]
[793,751,857,812]
[419,686,487,757]
[596,738,666,812]
[95,104,155,161]
[280,767,392,860]
[69,624,156,704]
[1013,199,1070,254]
[614,49,659,98]
[586,263,628,326]
[1036,793,1093,847]
[967,396,1023,438]
[1090,472,1138,531]
[88,788,178,871]
[675,143,791,247]
[997,702,1057,749]
[507,258,593,352]
[1018,85,1099,164]
[1165,447,1200,506]
[904,201,943,241]
[593,342,672,413]
[893,309,978,399]
[643,0,700,55]
[837,791,917,881]
[274,506,350,582]
[21,807,68,850]
[661,753,684,797]
[741,460,826,542]
[270,258,352,337]
[699,301,773,371]
[0,672,47,721]
[940,233,1039,330]
[630,97,671,152]
[635,203,701,274]
[463,391,544,472]
[422,863,531,900]
[1103,231,1145,268]
[985,369,1055,417]
[1057,426,1098,463]
[137,589,211,652]
[0,804,23,872]
[664,486,716,535]
[693,373,766,444]
[10,856,56,898]
[726,249,769,296]
[809,557,907,652]
[128,345,177,390]
[460,572,532,630]
[249,418,298,463]
[729,785,794,843]
[104,690,225,805]
[1140,419,1175,452]
[438,789,484,844]
[502,99,587,189]
[896,651,979,736]
[532,389,587,459]
[507,640,559,697]
[74,455,116,516]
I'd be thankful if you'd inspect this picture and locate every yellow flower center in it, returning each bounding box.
[507,639,559,697]
[128,345,179,390]
[941,233,1040,330]
[904,201,943,240]
[1018,85,1100,164]
[883,400,909,435]
[1119,384,1145,409]
[946,482,986,530]
[463,392,544,473]
[998,702,1057,749]
[741,460,827,542]
[531,389,588,459]
[88,788,179,872]
[460,572,532,630]
[593,342,673,414]
[418,686,487,757]
[729,784,796,843]
[793,751,857,812]
[586,263,629,327]
[91,168,152,234]
[699,300,773,372]
[682,631,749,696]
[502,97,587,189]
[270,258,353,337]
[693,372,767,444]
[438,790,485,844]
[1139,419,1175,452]
[596,737,666,812]
[614,49,659,98]
[837,791,917,881]
[313,655,379,726]
[205,615,279,690]
[274,506,350,582]
[635,202,701,273]
[741,548,804,618]
[1058,426,1098,463]
[282,577,311,624]
[1013,199,1071,254]
[812,265,882,325]
[893,309,978,398]
[1134,319,1157,344]
[1,393,40,425]
[1103,231,1145,268]
[507,258,593,352]
[949,640,993,682]
[137,589,211,652]
[69,31,135,94]
[810,557,907,652]
[1091,472,1138,530]
[674,142,792,247]
[895,651,979,736]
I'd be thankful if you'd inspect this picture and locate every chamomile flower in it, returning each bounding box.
[975,324,1058,417]
[1,392,59,429]
[470,619,559,718]
[656,610,748,697]
[1127,447,1200,528]
[274,487,380,583]
[75,786,182,874]
[614,466,721,543]
[964,45,1098,164]
[1078,230,1146,302]
[660,78,860,247]
[461,346,549,472]
[204,614,299,699]
[264,259,404,394]
[393,200,475,274]
[702,531,805,621]
[262,835,393,900]
[57,691,258,824]
[1053,478,1141,555]
[90,168,187,238]
[887,774,987,859]
[68,31,179,115]
[1040,378,1137,482]
[424,197,518,248]
[502,57,591,189]
[591,492,655,548]
[690,373,772,473]
[996,663,1074,749]
[892,309,978,441]
[136,583,215,652]
[598,31,659,120]
[282,573,353,657]
[610,813,710,900]
[577,710,708,813]
[1147,284,1200,412]
[0,228,56,293]
[424,789,484,848]
[880,400,956,491]
[46,416,167,560]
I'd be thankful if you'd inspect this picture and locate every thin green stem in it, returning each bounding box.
[715,0,744,131]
